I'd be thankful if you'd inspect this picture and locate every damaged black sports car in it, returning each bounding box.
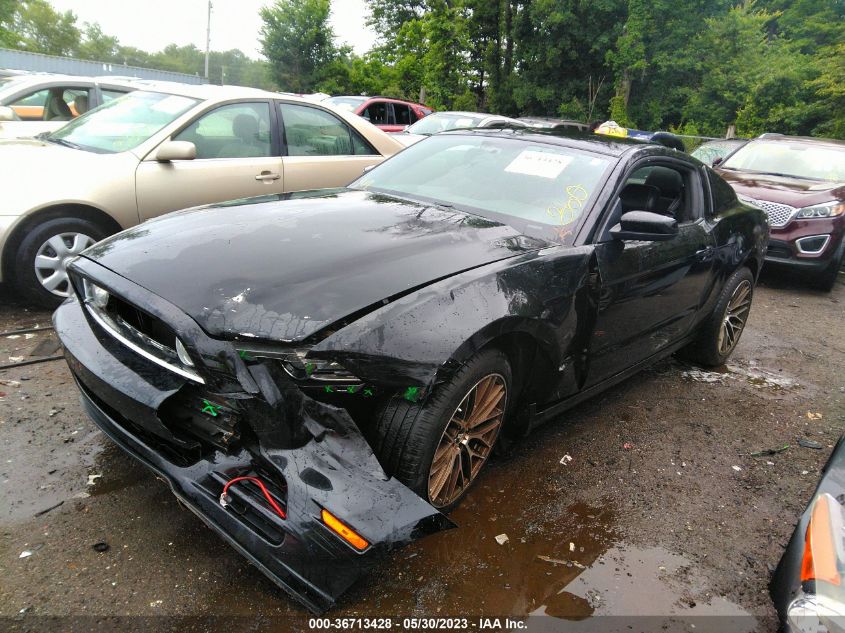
[54,130,768,612]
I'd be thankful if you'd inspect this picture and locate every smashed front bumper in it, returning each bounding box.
[53,264,451,614]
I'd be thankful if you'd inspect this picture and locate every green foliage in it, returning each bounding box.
[4,0,844,139]
[14,0,80,56]
[260,0,337,92]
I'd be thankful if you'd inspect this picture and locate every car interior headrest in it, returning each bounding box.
[644,167,684,198]
[618,183,660,212]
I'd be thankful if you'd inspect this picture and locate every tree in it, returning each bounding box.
[0,0,16,47]
[77,22,120,61]
[14,0,81,56]
[260,0,337,92]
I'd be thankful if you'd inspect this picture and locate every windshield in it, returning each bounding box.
[722,140,845,182]
[350,135,613,243]
[48,91,199,153]
[691,140,744,164]
[407,113,489,135]
[325,96,367,112]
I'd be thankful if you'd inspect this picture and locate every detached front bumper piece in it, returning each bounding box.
[54,292,451,614]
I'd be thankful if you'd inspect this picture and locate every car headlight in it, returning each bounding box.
[797,201,845,219]
[82,278,109,309]
[175,338,194,368]
[238,346,360,383]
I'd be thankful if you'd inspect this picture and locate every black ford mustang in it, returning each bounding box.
[54,130,768,612]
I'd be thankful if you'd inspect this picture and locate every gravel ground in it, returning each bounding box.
[0,267,843,632]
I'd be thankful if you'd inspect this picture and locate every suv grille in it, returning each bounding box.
[746,198,796,228]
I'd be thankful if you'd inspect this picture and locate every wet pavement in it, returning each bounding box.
[1,268,843,632]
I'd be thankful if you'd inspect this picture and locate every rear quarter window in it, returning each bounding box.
[707,169,738,216]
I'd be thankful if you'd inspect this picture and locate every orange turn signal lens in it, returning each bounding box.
[321,508,369,551]
[800,494,842,585]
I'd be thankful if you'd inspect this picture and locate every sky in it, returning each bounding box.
[47,0,379,58]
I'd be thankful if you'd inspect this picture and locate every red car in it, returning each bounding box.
[716,135,845,291]
[324,95,432,133]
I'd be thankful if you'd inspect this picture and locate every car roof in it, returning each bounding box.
[751,134,845,149]
[129,82,313,104]
[441,128,654,157]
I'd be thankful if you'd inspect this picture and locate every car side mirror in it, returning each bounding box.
[156,140,196,162]
[0,106,19,122]
[712,156,724,167]
[610,211,678,242]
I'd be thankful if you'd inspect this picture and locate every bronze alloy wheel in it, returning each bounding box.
[428,373,507,508]
[717,279,752,356]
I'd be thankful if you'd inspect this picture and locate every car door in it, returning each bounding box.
[135,100,284,220]
[278,101,383,192]
[585,159,717,386]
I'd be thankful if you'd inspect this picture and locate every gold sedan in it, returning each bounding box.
[0,83,404,306]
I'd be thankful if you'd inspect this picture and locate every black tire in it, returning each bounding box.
[813,253,843,292]
[13,216,110,308]
[681,267,755,367]
[373,349,512,513]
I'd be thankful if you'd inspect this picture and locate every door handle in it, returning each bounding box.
[696,246,715,261]
[255,171,280,182]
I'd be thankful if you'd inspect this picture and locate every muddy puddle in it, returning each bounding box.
[681,359,802,397]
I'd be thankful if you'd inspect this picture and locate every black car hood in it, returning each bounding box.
[83,189,547,342]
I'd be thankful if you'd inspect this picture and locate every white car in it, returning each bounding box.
[0,74,137,138]
[394,111,526,146]
[0,83,404,306]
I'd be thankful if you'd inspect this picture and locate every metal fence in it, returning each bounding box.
[0,48,206,84]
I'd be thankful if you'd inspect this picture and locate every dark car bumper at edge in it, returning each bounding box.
[54,293,452,614]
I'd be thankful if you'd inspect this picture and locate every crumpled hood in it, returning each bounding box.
[718,168,845,208]
[83,189,548,342]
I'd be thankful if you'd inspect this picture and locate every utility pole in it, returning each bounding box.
[204,1,212,81]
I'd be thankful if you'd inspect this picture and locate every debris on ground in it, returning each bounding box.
[92,542,110,553]
[807,412,823,420]
[19,544,43,559]
[732,465,742,472]
[750,444,789,457]
[681,369,726,383]
[623,442,634,450]
[494,534,509,545]
[537,555,569,566]
[87,474,102,486]
[0,379,20,387]
[560,454,572,466]
[798,438,824,450]
[569,542,576,552]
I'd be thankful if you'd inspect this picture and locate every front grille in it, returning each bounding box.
[766,241,793,259]
[747,198,796,228]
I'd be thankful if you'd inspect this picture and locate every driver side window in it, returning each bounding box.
[173,102,272,159]
[599,162,702,242]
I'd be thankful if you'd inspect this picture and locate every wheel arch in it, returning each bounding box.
[2,203,122,284]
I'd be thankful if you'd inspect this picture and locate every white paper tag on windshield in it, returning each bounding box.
[505,150,572,179]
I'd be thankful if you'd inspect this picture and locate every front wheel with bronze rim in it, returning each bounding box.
[372,349,512,513]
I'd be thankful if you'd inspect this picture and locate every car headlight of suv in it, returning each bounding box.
[238,346,360,383]
[797,201,845,219]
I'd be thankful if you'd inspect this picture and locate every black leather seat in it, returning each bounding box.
[644,167,684,218]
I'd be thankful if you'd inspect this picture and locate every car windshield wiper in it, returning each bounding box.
[45,137,84,150]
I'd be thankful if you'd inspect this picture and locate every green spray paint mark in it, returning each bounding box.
[346,385,360,394]
[201,399,222,417]
[324,385,334,393]
[363,387,374,398]
[238,350,253,361]
[305,362,316,375]
[403,386,420,402]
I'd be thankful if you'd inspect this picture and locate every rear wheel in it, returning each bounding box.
[13,217,109,308]
[681,267,754,367]
[373,349,511,513]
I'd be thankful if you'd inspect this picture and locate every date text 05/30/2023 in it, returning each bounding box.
[308,617,528,630]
